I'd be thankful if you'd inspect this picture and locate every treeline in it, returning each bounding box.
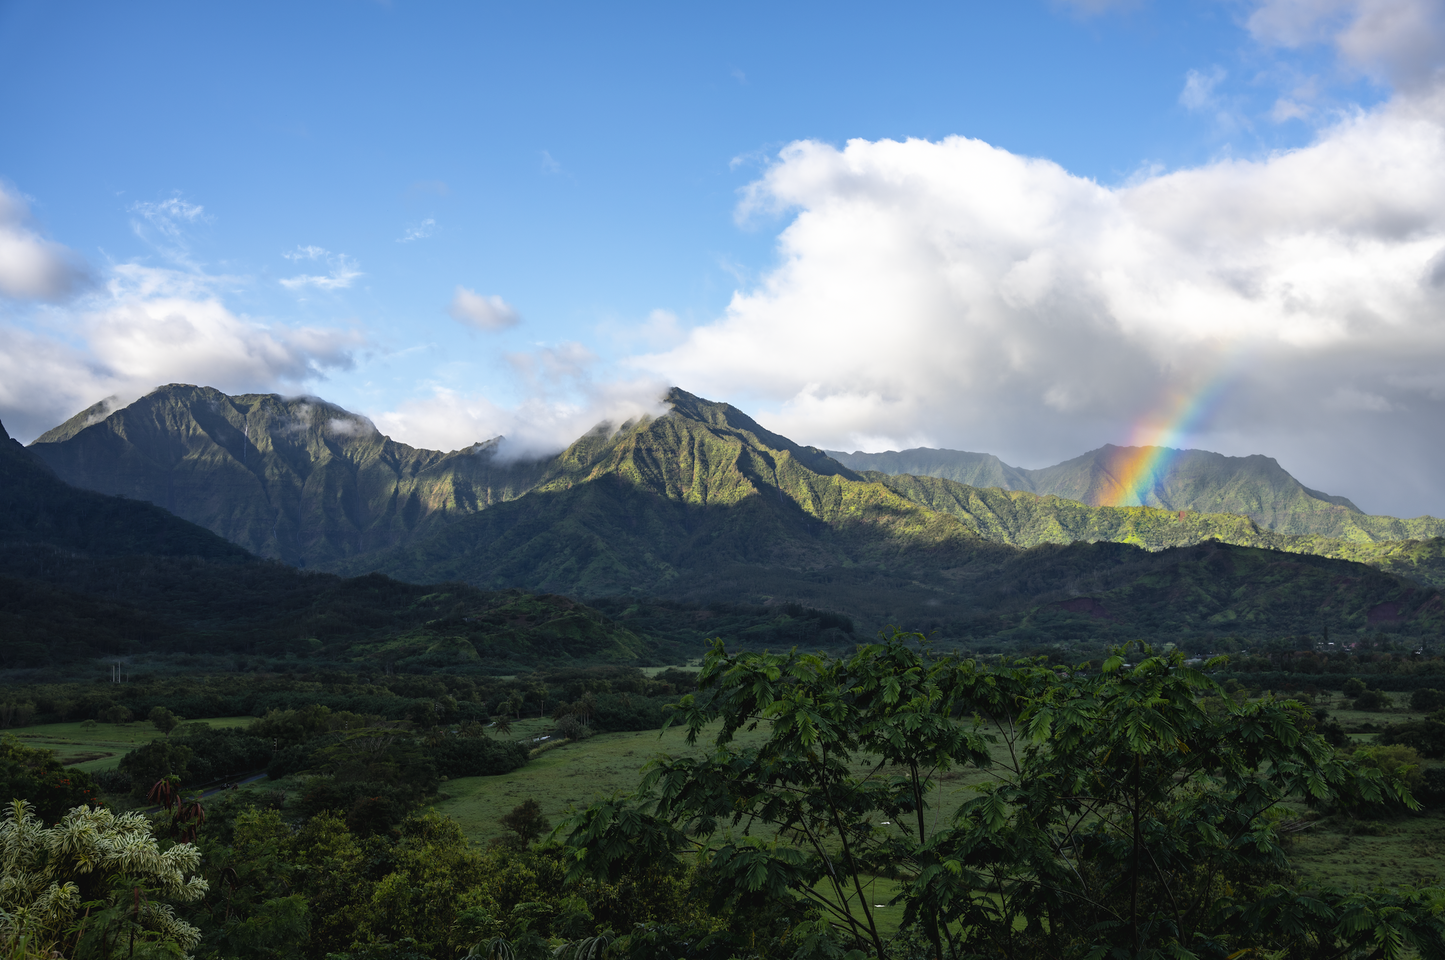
[1211,643,1445,689]
[0,664,700,730]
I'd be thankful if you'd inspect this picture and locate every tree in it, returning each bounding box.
[1411,688,1445,713]
[150,705,182,734]
[0,799,208,959]
[119,738,194,797]
[1343,677,1368,698]
[498,799,551,850]
[1355,687,1395,711]
[559,635,1436,959]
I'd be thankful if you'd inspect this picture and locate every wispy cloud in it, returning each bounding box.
[397,218,436,243]
[128,195,209,268]
[280,246,363,291]
[448,286,520,331]
[130,197,205,239]
[1179,66,1227,111]
[540,150,564,175]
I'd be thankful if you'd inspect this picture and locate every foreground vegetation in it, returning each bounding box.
[3,637,1445,959]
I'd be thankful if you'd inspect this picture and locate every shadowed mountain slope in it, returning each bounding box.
[30,385,551,567]
[26,388,1445,645]
[0,415,648,672]
[347,393,1444,643]
[2,415,250,562]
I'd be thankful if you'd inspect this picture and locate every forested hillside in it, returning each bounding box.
[29,385,552,566]
[18,389,1445,653]
[349,394,1445,646]
[0,416,652,673]
[831,443,1445,539]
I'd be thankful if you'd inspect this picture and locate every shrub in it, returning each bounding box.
[148,706,181,734]
[1377,717,1445,759]
[554,714,593,741]
[1353,688,1394,711]
[1419,768,1445,808]
[91,768,131,794]
[431,736,528,779]
[118,739,193,797]
[1410,688,1445,712]
[0,737,102,821]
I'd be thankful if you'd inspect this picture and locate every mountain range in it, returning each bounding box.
[30,384,1445,586]
[15,383,1444,653]
[0,414,654,673]
[826,446,1445,541]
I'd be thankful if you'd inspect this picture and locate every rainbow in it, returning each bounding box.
[1098,370,1235,508]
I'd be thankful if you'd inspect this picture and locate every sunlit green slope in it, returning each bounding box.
[830,444,1445,540]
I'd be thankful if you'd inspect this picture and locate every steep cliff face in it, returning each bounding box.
[30,385,551,566]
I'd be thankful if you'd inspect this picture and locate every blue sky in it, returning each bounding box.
[3,0,1445,516]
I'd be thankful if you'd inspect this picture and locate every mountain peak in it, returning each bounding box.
[663,387,854,478]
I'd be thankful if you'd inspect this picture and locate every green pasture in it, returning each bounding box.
[1289,810,1445,889]
[4,717,255,773]
[433,717,1010,845]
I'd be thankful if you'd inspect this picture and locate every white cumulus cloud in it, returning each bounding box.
[0,263,363,441]
[448,286,520,331]
[1248,0,1445,89]
[632,89,1445,516]
[0,184,91,300]
[372,376,668,458]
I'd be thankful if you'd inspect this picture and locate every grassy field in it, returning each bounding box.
[1289,810,1445,888]
[431,716,1007,845]
[5,716,255,772]
[431,718,759,841]
[433,702,1445,905]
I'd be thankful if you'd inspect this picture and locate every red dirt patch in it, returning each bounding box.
[1367,601,1405,625]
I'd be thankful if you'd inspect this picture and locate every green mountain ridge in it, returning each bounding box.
[31,384,552,567]
[33,385,1445,591]
[336,391,1445,644]
[23,386,1445,648]
[0,414,650,672]
[866,472,1445,588]
[828,444,1445,540]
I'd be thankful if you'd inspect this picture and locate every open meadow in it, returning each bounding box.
[6,716,255,773]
